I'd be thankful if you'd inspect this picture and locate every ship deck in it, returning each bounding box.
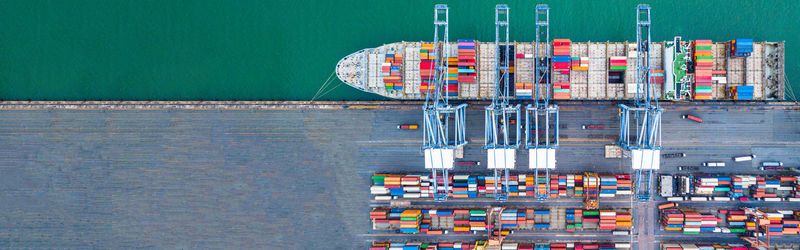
[338,41,785,101]
[0,102,798,248]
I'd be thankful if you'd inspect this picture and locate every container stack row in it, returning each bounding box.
[446,56,459,97]
[382,53,403,90]
[693,40,713,100]
[649,69,665,85]
[660,209,719,234]
[694,176,732,195]
[370,173,634,200]
[514,46,534,99]
[370,242,631,250]
[731,85,753,100]
[660,208,800,235]
[598,175,633,197]
[664,174,800,201]
[419,43,436,94]
[571,56,588,70]
[730,39,753,57]
[553,39,571,99]
[608,56,626,88]
[371,207,632,235]
[660,243,748,250]
[457,40,477,95]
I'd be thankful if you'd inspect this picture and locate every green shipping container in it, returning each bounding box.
[575,223,583,228]
[372,175,386,183]
[695,46,712,50]
[610,66,627,71]
[714,187,731,191]
[400,217,418,221]
[584,211,599,216]
[696,56,714,60]
[683,231,699,234]
[696,86,712,90]
[470,210,486,215]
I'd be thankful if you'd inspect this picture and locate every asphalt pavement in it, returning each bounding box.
[0,103,798,248]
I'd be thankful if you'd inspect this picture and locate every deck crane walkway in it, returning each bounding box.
[524,4,559,201]
[484,4,520,202]
[618,4,663,202]
[422,4,468,201]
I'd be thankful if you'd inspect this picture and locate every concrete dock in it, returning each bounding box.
[0,101,798,248]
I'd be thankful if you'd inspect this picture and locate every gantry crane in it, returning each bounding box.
[485,4,521,201]
[740,207,770,249]
[423,4,468,201]
[619,4,662,201]
[525,4,559,201]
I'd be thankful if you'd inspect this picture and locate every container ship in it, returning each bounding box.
[335,38,785,101]
[659,174,800,202]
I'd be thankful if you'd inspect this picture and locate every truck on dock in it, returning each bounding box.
[397,124,419,130]
[733,154,755,162]
[702,161,725,167]
[682,115,703,123]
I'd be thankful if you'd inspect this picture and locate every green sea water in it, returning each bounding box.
[0,0,797,101]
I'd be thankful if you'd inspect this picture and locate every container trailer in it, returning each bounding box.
[733,155,755,162]
[702,162,725,167]
[397,124,419,130]
[682,115,703,123]
[762,161,784,167]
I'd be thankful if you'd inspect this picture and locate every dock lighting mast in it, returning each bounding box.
[423,4,468,201]
[485,4,521,201]
[525,4,559,201]
[619,4,662,201]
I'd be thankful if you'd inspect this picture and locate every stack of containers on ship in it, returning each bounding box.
[457,40,477,97]
[730,39,754,57]
[499,44,516,96]
[382,51,403,90]
[571,56,588,70]
[552,39,571,99]
[419,43,436,94]
[515,52,534,99]
[608,56,627,85]
[447,53,459,97]
[693,40,713,100]
[649,69,665,86]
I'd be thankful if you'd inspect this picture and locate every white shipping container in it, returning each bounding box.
[375,195,391,201]
[371,186,389,194]
[713,197,731,201]
[667,197,685,201]
[403,193,421,199]
[764,197,782,202]
[691,196,709,201]
[600,193,615,198]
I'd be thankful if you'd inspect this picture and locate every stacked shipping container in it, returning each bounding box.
[693,40,713,100]
[457,40,477,96]
[370,242,632,250]
[553,39,571,99]
[571,56,588,70]
[660,243,748,250]
[730,39,754,57]
[371,173,633,200]
[419,43,436,94]
[371,207,633,234]
[731,85,753,100]
[382,53,403,90]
